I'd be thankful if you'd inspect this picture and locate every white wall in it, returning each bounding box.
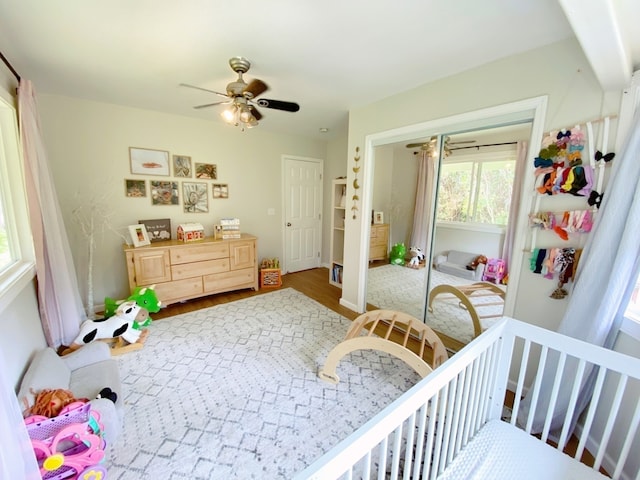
[342,38,622,332]
[37,95,329,305]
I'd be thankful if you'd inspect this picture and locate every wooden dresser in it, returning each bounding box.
[369,223,389,262]
[123,234,258,306]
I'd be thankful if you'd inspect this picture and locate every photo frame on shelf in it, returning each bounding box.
[128,224,151,247]
[138,218,171,242]
[172,155,192,177]
[124,179,146,197]
[195,162,217,179]
[373,211,384,224]
[182,182,209,213]
[212,183,229,199]
[129,147,170,176]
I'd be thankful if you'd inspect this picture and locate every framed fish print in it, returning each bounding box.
[130,147,170,176]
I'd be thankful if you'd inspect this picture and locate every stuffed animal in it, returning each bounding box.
[104,285,161,329]
[466,255,488,271]
[408,246,425,268]
[27,387,118,418]
[389,243,407,265]
[69,300,149,349]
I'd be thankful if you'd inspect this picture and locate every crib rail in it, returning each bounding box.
[295,318,640,480]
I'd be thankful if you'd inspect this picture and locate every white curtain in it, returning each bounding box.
[501,140,528,273]
[0,350,40,479]
[409,151,435,251]
[18,79,86,348]
[518,111,640,440]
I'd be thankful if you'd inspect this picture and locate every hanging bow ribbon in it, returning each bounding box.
[557,130,571,139]
[595,150,615,162]
[588,190,603,209]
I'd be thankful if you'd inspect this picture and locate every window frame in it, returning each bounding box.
[0,90,35,314]
[436,149,516,228]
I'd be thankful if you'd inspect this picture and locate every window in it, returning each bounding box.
[0,91,35,312]
[436,151,515,227]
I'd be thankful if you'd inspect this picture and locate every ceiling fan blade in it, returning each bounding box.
[244,79,269,99]
[193,100,230,109]
[256,98,300,112]
[180,83,228,98]
[406,143,426,148]
[249,105,263,121]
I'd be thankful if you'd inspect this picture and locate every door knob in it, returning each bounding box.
[287,222,292,227]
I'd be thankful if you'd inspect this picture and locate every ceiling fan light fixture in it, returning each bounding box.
[221,105,237,123]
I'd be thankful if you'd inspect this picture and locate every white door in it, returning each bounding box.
[283,156,323,273]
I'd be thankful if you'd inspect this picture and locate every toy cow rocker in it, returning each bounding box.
[70,301,149,349]
[408,246,426,268]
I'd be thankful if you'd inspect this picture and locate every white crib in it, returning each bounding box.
[295,318,640,480]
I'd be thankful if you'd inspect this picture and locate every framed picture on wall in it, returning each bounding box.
[373,211,384,224]
[124,179,146,197]
[212,183,229,199]
[129,147,170,176]
[128,224,151,247]
[195,162,217,179]
[150,181,179,205]
[172,155,192,177]
[182,182,209,213]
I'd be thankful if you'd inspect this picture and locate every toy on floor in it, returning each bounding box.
[104,284,162,327]
[466,254,487,271]
[318,309,448,384]
[24,400,107,480]
[27,387,118,418]
[407,246,425,268]
[67,300,150,354]
[482,258,506,284]
[389,243,406,265]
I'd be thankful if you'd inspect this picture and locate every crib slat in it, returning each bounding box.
[390,424,403,480]
[378,437,388,480]
[420,396,438,480]
[461,355,482,444]
[525,345,549,434]
[557,358,587,450]
[430,384,449,478]
[440,377,459,471]
[446,369,466,464]
[612,398,640,480]
[411,403,429,479]
[402,412,416,480]
[575,365,607,461]
[455,363,474,455]
[541,351,567,443]
[593,374,628,472]
[510,339,531,426]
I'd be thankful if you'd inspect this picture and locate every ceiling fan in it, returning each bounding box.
[406,136,476,157]
[180,56,300,128]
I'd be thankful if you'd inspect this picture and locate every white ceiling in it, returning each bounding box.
[0,0,638,141]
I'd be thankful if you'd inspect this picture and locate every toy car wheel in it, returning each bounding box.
[78,465,108,480]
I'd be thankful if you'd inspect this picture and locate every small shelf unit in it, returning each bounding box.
[329,178,347,287]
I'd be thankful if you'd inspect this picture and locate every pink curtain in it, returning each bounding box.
[501,140,528,274]
[409,151,435,251]
[18,79,86,348]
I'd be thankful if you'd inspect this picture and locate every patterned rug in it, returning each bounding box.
[366,264,505,344]
[106,288,421,479]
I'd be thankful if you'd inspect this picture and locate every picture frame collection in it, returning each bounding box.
[124,147,229,212]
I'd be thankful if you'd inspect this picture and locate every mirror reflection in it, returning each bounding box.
[366,123,532,351]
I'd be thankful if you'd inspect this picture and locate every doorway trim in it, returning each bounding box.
[356,96,548,315]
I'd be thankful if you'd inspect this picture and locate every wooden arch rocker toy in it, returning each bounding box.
[318,310,448,384]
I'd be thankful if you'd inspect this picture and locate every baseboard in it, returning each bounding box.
[339,297,359,312]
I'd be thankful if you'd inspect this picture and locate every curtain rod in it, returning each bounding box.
[0,50,20,82]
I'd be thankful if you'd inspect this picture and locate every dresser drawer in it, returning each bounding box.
[171,258,229,280]
[369,245,387,260]
[203,267,256,293]
[170,243,230,265]
[153,277,203,303]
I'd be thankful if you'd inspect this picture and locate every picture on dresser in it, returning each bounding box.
[125,179,146,198]
[129,147,170,176]
[373,211,384,224]
[212,183,229,199]
[150,181,179,205]
[138,218,171,242]
[172,155,192,177]
[128,224,151,247]
[195,162,217,179]
[183,182,209,213]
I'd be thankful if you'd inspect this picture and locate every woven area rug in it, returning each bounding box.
[366,264,505,344]
[106,288,421,479]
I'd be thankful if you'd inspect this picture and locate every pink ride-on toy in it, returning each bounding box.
[482,258,506,284]
[24,402,108,480]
